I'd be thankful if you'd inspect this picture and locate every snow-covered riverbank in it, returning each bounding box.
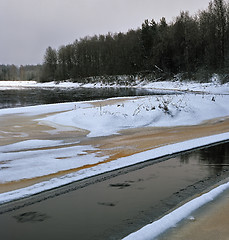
[0,90,229,184]
[0,78,229,94]
[0,79,229,195]
[0,91,229,196]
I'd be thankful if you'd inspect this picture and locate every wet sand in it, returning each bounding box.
[1,98,229,193]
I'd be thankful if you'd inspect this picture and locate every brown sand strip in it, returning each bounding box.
[86,116,229,161]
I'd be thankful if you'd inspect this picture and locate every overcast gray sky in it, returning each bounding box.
[1,0,210,66]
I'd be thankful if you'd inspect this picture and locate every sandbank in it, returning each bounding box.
[0,97,229,193]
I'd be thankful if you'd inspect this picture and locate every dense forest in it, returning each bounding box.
[1,0,229,83]
[0,65,42,81]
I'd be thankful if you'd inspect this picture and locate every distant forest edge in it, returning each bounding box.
[1,0,229,83]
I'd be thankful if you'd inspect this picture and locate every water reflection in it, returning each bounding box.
[0,87,180,109]
[198,143,229,173]
[180,153,190,164]
[180,142,229,174]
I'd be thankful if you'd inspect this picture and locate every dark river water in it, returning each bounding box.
[0,87,178,109]
[0,142,229,240]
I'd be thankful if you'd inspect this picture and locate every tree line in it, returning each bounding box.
[1,0,229,83]
[0,64,42,81]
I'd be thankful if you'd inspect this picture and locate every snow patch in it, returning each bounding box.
[0,143,104,183]
[0,139,62,152]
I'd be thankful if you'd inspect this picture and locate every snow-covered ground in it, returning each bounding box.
[0,77,228,94]
[0,93,229,183]
[41,94,229,137]
[0,79,229,239]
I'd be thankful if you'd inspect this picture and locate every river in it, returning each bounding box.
[0,87,179,109]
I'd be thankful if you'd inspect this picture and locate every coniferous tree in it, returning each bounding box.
[41,46,58,82]
[213,0,227,68]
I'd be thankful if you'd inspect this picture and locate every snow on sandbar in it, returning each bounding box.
[0,91,229,199]
[0,139,62,152]
[41,94,229,137]
[0,141,106,183]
